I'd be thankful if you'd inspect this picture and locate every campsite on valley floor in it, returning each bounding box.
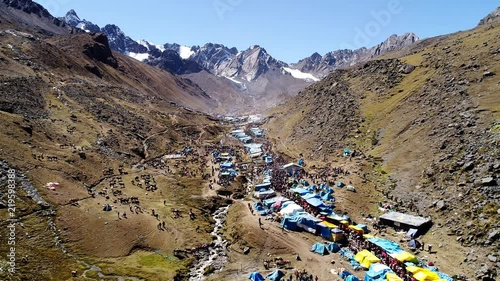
[207,118,453,281]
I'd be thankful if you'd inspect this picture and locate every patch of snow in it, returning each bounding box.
[76,22,85,30]
[179,46,194,59]
[282,67,320,82]
[127,52,149,61]
[137,39,149,48]
[224,76,242,84]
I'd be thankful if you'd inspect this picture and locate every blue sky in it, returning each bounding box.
[41,0,498,63]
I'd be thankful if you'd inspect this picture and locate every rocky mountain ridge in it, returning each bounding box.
[292,32,419,77]
[62,9,419,84]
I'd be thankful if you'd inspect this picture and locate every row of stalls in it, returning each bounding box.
[231,126,264,144]
[250,162,452,281]
[332,235,453,281]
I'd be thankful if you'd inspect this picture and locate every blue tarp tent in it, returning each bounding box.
[317,222,332,239]
[290,187,310,195]
[326,242,340,253]
[267,269,285,281]
[356,224,369,233]
[305,197,324,207]
[220,161,233,169]
[310,242,329,255]
[346,275,360,281]
[297,216,320,233]
[408,239,421,249]
[367,238,402,254]
[340,270,352,280]
[281,216,299,231]
[255,183,271,191]
[337,182,345,188]
[248,272,265,281]
[364,263,392,281]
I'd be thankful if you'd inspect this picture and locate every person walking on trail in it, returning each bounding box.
[258,217,263,229]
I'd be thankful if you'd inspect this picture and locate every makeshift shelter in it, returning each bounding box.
[406,266,440,281]
[331,228,345,242]
[282,163,303,175]
[317,222,333,240]
[364,263,392,281]
[290,187,310,195]
[310,242,329,255]
[297,214,322,233]
[346,275,360,281]
[367,237,403,254]
[103,204,112,211]
[255,182,271,192]
[279,203,304,216]
[385,273,404,281]
[356,224,369,233]
[253,190,276,199]
[408,239,421,250]
[379,212,432,232]
[248,272,265,281]
[281,216,299,231]
[349,225,364,235]
[220,161,234,169]
[266,269,285,281]
[354,250,381,269]
[326,242,340,253]
[391,251,418,264]
[406,228,419,239]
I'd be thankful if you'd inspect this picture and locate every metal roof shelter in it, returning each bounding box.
[379,211,432,232]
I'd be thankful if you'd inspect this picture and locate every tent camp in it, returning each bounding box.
[354,250,381,269]
[248,272,265,281]
[103,204,112,211]
[310,242,329,255]
[267,269,285,281]
[364,263,392,281]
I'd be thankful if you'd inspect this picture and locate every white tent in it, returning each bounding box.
[279,203,304,216]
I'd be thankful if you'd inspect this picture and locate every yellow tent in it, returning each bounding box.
[348,225,364,234]
[340,220,349,226]
[392,251,418,263]
[363,234,375,239]
[406,266,440,281]
[386,273,404,281]
[322,221,337,228]
[221,152,229,156]
[354,250,381,268]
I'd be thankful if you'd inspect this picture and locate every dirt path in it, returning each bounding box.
[211,200,362,281]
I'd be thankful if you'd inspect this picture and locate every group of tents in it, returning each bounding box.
[248,270,284,281]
